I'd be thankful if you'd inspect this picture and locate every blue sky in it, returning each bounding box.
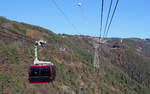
[0,0,150,38]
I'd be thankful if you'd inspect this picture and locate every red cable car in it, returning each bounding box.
[28,65,56,83]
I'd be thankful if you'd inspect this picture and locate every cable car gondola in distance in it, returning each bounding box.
[28,40,56,84]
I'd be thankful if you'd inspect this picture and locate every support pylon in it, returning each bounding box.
[93,43,100,69]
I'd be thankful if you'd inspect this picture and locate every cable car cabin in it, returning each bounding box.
[28,65,56,84]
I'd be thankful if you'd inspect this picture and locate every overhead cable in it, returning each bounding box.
[105,0,120,38]
[99,0,104,43]
[103,0,113,38]
[51,0,79,33]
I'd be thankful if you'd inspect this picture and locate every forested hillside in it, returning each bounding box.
[0,17,150,94]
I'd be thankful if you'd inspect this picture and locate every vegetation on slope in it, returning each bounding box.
[0,17,150,94]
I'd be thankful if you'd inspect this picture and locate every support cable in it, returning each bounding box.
[99,0,104,43]
[105,0,120,38]
[51,0,79,33]
[103,0,113,38]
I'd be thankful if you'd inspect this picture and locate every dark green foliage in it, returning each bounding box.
[10,80,24,94]
[102,61,150,94]
[0,72,12,94]
[115,47,150,88]
[63,54,71,62]
[0,72,12,86]
[0,42,19,64]
[24,47,34,59]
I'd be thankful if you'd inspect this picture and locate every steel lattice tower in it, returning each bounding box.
[93,43,100,69]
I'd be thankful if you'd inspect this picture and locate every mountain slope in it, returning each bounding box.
[0,17,150,94]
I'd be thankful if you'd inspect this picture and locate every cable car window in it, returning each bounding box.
[39,67,50,76]
[29,67,50,77]
[30,67,40,76]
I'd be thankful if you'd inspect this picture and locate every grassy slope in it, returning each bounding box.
[0,17,150,94]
